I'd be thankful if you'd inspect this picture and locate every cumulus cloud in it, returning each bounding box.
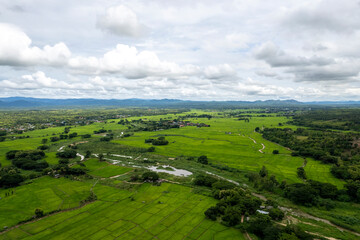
[1,0,360,100]
[96,5,146,37]
[254,42,333,67]
[282,0,360,33]
[0,71,93,90]
[69,44,201,78]
[204,64,236,79]
[0,23,71,66]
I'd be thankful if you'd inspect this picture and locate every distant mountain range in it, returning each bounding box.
[0,97,360,109]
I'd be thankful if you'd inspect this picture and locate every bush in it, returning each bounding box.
[204,206,219,221]
[197,155,208,164]
[142,172,159,182]
[35,208,44,218]
[272,150,279,154]
[69,132,78,138]
[194,174,217,187]
[56,149,77,158]
[212,181,236,190]
[0,173,24,188]
[37,145,49,150]
[58,159,70,164]
[151,137,169,146]
[6,150,19,160]
[50,136,60,142]
[147,146,155,152]
[269,208,284,220]
[297,167,307,179]
[82,134,91,138]
[284,183,318,206]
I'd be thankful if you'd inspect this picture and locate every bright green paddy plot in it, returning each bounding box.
[114,115,345,188]
[0,176,93,229]
[0,183,245,240]
[75,158,132,178]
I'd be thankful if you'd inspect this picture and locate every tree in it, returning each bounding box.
[269,208,284,221]
[142,172,159,182]
[41,138,48,144]
[98,153,104,162]
[58,159,69,164]
[56,149,77,159]
[197,155,208,164]
[259,166,268,177]
[297,167,307,179]
[69,132,78,139]
[0,173,24,188]
[284,183,318,206]
[35,208,44,218]
[204,206,219,221]
[272,150,279,154]
[147,146,155,152]
[85,150,91,158]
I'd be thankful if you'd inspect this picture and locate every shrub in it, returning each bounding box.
[297,167,307,179]
[142,172,159,182]
[147,146,155,152]
[269,208,284,221]
[35,208,44,218]
[0,173,24,188]
[194,174,217,187]
[56,149,77,158]
[197,155,208,164]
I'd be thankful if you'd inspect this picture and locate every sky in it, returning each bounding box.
[0,0,360,101]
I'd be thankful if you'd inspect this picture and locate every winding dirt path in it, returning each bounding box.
[58,145,85,161]
[248,137,265,153]
[259,143,265,153]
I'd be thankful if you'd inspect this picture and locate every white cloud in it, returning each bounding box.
[0,23,71,66]
[69,44,201,79]
[96,5,146,37]
[1,0,360,101]
[204,64,236,79]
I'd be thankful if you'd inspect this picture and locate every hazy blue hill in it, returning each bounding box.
[0,97,359,109]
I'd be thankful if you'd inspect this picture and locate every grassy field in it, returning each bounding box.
[0,177,93,229]
[0,109,358,239]
[0,182,245,240]
[0,110,344,187]
[75,158,132,178]
[113,114,344,187]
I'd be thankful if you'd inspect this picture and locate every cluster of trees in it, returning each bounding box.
[145,136,169,146]
[204,188,262,226]
[141,172,159,182]
[50,133,78,142]
[193,174,235,190]
[130,171,160,182]
[261,127,360,181]
[56,149,77,159]
[93,129,107,134]
[196,174,307,240]
[6,150,49,171]
[0,130,6,142]
[246,215,313,240]
[248,166,360,207]
[291,109,360,131]
[45,164,87,176]
[100,133,114,142]
[197,155,208,164]
[0,166,24,188]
